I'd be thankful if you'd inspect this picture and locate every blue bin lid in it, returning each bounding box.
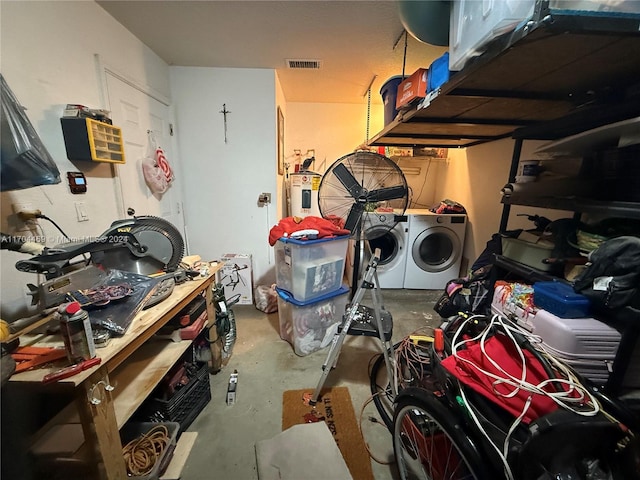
[276,285,350,306]
[277,235,350,246]
[534,281,589,303]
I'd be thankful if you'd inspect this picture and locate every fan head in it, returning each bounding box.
[318,151,408,240]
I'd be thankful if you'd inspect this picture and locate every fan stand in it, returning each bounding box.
[351,223,366,297]
[350,216,379,297]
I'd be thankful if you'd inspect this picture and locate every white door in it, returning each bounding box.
[104,73,186,245]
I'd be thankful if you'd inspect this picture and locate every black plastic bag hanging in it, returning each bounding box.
[0,74,61,191]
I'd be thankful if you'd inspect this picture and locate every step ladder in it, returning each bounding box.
[309,247,397,405]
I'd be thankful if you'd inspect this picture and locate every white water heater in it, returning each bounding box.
[289,171,321,218]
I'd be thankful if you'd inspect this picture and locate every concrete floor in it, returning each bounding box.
[181,288,443,480]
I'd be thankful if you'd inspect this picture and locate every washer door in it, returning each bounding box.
[367,225,403,266]
[411,226,460,273]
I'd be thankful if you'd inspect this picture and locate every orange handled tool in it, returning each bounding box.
[434,328,444,355]
[42,357,102,384]
[13,346,67,373]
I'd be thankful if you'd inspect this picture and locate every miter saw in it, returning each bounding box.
[3,216,186,318]
[13,215,184,278]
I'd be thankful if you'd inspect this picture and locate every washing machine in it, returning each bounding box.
[346,212,409,289]
[403,209,467,289]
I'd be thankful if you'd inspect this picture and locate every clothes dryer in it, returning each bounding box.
[403,209,467,289]
[346,212,409,289]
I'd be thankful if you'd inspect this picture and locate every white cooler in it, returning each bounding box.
[492,284,621,386]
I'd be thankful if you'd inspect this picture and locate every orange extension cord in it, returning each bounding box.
[122,424,170,476]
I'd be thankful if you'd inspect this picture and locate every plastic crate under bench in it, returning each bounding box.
[137,362,211,432]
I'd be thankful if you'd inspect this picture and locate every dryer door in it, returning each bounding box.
[366,226,401,267]
[411,226,460,273]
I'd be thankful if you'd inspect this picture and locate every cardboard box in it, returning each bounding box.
[217,254,253,305]
[395,68,428,109]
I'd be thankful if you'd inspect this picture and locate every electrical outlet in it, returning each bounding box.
[12,203,35,216]
[12,203,39,231]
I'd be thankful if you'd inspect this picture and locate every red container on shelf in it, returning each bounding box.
[395,68,428,109]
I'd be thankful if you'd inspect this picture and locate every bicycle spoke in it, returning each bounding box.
[394,397,481,480]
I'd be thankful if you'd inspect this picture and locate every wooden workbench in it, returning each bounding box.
[9,263,223,479]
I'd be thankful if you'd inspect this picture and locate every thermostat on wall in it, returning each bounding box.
[67,171,87,194]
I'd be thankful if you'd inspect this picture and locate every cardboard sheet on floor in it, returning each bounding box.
[255,422,352,480]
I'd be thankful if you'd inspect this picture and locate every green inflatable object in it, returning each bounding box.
[398,0,451,47]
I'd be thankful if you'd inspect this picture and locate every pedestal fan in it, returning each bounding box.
[318,151,409,292]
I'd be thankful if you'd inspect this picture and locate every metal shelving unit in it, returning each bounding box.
[367,4,640,400]
[368,5,640,149]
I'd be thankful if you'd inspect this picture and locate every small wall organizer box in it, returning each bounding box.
[61,117,125,164]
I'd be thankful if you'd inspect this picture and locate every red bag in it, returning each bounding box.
[142,131,174,195]
[441,333,561,424]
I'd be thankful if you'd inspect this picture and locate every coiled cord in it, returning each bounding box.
[122,424,170,476]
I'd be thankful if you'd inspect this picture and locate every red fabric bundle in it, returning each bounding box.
[441,333,561,424]
[268,216,350,246]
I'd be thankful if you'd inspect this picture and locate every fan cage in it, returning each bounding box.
[317,151,408,240]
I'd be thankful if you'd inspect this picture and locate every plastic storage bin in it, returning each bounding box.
[549,0,640,15]
[380,76,404,126]
[533,308,620,385]
[449,0,535,71]
[120,422,179,479]
[428,52,450,92]
[276,285,350,356]
[533,281,590,318]
[501,236,554,271]
[274,235,349,302]
[533,309,620,359]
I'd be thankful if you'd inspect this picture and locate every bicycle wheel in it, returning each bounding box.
[393,387,490,480]
[370,352,395,431]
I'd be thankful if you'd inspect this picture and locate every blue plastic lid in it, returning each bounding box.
[278,235,350,246]
[276,285,350,306]
[534,281,588,302]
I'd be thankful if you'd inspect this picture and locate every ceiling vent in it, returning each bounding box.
[286,59,322,69]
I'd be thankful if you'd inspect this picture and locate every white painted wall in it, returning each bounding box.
[433,139,573,272]
[170,67,278,285]
[0,0,172,319]
[286,101,384,175]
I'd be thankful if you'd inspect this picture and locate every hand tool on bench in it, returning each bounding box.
[42,357,102,384]
[12,346,68,373]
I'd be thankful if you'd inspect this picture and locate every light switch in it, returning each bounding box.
[75,202,89,222]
